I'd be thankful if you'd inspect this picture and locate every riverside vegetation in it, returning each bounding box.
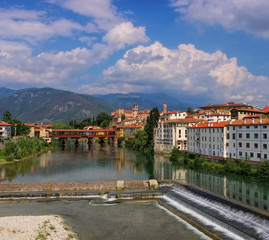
[0,137,49,162]
[169,147,269,180]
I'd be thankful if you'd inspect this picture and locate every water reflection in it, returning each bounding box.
[1,141,269,214]
[0,142,152,183]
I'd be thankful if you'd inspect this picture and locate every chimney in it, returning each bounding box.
[252,118,254,124]
[243,118,246,124]
[163,104,167,114]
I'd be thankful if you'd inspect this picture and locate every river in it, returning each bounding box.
[0,141,269,239]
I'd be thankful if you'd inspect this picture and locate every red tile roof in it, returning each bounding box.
[0,121,11,126]
[164,118,203,124]
[230,118,269,126]
[262,105,269,113]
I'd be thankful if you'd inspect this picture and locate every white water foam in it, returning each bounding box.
[171,187,269,239]
[156,203,212,240]
[162,195,247,240]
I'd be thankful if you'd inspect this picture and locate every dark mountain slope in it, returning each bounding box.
[0,88,115,123]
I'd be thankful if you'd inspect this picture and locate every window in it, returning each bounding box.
[263,144,267,149]
[254,133,259,139]
[263,125,267,129]
[246,143,250,148]
[238,133,242,138]
[239,142,242,147]
[254,126,258,129]
[227,126,229,130]
[250,152,254,158]
[254,143,258,149]
[227,133,230,139]
[246,126,250,129]
[232,133,235,139]
[257,153,261,158]
[263,133,267,139]
[239,151,242,156]
[239,126,242,129]
[246,133,250,138]
[264,154,267,159]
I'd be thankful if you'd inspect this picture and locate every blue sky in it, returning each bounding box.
[0,0,269,107]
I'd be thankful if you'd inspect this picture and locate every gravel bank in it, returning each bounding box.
[0,215,77,240]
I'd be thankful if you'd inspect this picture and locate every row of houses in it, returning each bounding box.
[154,102,269,162]
[0,121,52,143]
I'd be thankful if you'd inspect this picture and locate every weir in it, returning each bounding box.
[0,180,268,240]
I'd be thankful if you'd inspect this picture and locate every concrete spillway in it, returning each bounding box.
[0,180,268,240]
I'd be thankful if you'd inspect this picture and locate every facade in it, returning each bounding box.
[115,124,145,139]
[0,121,12,137]
[154,118,202,152]
[187,121,230,158]
[230,108,264,120]
[226,118,269,161]
[199,112,230,122]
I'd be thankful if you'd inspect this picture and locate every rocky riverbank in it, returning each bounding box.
[0,215,77,240]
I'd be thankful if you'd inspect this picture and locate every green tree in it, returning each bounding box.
[52,122,71,129]
[144,107,160,153]
[96,112,112,127]
[256,159,269,179]
[2,110,11,122]
[187,106,194,114]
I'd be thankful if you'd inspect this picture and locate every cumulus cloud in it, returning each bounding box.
[103,22,149,49]
[169,0,269,39]
[47,0,124,31]
[95,42,269,106]
[0,8,83,43]
[0,20,149,90]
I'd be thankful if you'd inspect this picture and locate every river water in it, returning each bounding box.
[1,141,269,239]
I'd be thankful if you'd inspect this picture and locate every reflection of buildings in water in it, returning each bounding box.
[0,168,5,182]
[186,170,269,212]
[186,170,227,197]
[226,181,269,212]
[153,155,187,180]
[39,151,52,168]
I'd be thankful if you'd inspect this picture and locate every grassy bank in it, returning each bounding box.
[1,137,49,162]
[169,148,269,180]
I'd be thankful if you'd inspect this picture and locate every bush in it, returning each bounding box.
[4,137,48,161]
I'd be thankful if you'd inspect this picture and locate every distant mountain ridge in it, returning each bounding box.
[95,92,189,111]
[0,88,115,123]
[0,87,191,123]
[0,87,17,99]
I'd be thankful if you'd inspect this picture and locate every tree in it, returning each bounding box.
[2,110,11,122]
[96,112,112,127]
[187,106,194,114]
[52,122,71,129]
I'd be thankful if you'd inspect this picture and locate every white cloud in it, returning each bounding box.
[0,8,83,43]
[97,42,269,106]
[103,22,149,49]
[47,0,124,31]
[169,0,269,39]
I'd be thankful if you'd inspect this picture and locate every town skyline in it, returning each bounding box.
[0,0,268,107]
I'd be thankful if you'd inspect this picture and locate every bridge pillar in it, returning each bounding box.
[99,138,105,144]
[87,138,92,145]
[75,138,79,146]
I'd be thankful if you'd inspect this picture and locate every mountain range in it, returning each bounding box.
[0,87,190,123]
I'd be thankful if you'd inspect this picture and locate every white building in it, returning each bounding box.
[187,121,230,158]
[0,121,12,137]
[199,112,230,122]
[226,118,269,161]
[154,118,202,152]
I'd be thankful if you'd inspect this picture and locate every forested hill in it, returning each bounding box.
[0,88,115,123]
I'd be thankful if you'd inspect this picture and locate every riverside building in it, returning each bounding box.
[154,109,202,152]
[226,118,269,161]
[187,121,230,158]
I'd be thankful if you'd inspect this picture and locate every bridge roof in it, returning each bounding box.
[52,128,115,132]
